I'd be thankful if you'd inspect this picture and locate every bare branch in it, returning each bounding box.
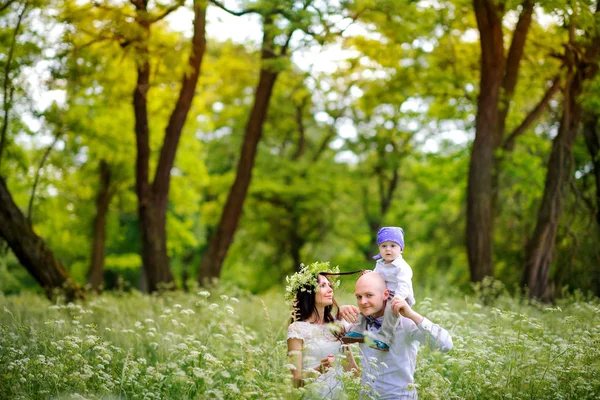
[149,0,184,23]
[503,75,561,151]
[208,0,258,16]
[28,128,64,223]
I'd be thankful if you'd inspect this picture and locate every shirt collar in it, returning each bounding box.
[365,315,383,330]
[376,254,403,267]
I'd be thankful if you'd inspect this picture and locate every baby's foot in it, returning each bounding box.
[341,331,365,344]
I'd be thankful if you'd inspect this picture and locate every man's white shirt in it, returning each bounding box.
[359,316,453,399]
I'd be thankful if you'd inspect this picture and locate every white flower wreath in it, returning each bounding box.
[284,261,341,306]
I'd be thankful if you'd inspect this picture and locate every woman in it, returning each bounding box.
[286,262,358,398]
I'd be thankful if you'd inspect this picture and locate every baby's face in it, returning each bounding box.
[378,241,401,263]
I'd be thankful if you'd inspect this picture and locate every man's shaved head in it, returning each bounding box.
[354,272,389,317]
[356,271,387,292]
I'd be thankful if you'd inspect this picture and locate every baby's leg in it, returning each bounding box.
[378,300,401,345]
[348,313,366,334]
[342,313,367,344]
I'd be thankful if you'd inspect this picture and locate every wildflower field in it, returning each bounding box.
[1,282,599,400]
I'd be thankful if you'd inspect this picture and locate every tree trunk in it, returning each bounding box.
[133,46,171,292]
[132,2,206,292]
[523,30,600,300]
[522,77,579,301]
[198,20,279,282]
[0,177,84,301]
[468,0,535,282]
[87,160,112,293]
[582,114,600,226]
[467,0,505,281]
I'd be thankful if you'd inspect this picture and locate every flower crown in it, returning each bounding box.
[284,261,341,305]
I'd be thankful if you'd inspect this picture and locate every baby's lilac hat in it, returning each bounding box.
[373,227,405,259]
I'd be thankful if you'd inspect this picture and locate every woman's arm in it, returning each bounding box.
[287,338,304,387]
[288,338,335,387]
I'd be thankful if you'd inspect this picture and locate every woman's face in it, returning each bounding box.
[315,275,334,308]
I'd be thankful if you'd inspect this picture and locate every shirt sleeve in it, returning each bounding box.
[409,317,453,353]
[392,264,413,300]
[287,322,305,341]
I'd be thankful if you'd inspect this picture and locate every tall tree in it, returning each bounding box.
[0,177,84,300]
[468,0,561,281]
[249,72,344,273]
[70,0,208,291]
[198,11,282,282]
[198,0,346,281]
[523,5,600,300]
[135,0,206,291]
[0,0,83,300]
[582,113,600,226]
[87,160,114,292]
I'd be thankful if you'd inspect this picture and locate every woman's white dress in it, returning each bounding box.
[287,321,347,399]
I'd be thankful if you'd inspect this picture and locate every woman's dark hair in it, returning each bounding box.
[291,273,339,326]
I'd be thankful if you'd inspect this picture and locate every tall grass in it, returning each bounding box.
[1,281,599,399]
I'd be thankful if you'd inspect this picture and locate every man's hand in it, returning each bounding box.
[338,305,360,323]
[391,297,424,325]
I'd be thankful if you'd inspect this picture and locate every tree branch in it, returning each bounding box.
[208,0,259,16]
[382,167,399,216]
[152,1,207,208]
[0,1,28,171]
[293,101,306,160]
[28,128,63,224]
[498,0,534,128]
[0,0,16,13]
[312,121,338,162]
[503,75,562,151]
[149,0,185,23]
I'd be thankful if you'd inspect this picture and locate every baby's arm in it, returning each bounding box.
[393,265,413,301]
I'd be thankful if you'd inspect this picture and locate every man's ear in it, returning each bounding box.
[383,289,390,300]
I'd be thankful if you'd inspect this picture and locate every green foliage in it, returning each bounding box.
[0,0,598,300]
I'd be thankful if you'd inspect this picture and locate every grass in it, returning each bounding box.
[1,280,599,399]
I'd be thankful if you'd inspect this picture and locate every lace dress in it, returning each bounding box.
[287,321,347,399]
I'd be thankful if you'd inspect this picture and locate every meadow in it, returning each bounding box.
[1,280,599,400]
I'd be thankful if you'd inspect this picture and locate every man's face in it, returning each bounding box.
[378,241,402,263]
[354,275,389,318]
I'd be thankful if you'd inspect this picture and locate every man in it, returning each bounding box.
[344,272,453,399]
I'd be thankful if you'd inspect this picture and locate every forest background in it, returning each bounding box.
[1,0,600,302]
